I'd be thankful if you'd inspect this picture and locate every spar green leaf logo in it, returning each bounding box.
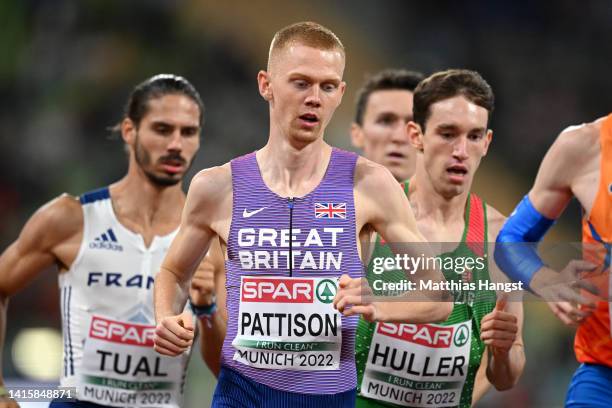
[316,279,337,303]
[453,324,470,347]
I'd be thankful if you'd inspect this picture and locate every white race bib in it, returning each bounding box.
[77,315,184,407]
[232,276,342,371]
[361,322,471,407]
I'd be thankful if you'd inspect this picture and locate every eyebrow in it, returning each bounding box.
[288,72,341,85]
[150,120,199,130]
[436,123,485,133]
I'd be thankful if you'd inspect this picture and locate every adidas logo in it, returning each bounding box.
[89,228,123,251]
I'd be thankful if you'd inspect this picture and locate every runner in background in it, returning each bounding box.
[354,69,525,408]
[0,74,223,408]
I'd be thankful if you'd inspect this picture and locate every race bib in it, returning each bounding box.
[361,322,471,407]
[77,315,184,407]
[232,276,342,371]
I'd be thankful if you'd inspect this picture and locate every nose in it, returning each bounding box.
[390,122,409,144]
[305,86,321,108]
[452,136,469,160]
[167,130,183,152]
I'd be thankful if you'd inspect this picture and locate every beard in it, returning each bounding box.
[134,134,191,187]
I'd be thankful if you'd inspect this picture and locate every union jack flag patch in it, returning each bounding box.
[314,202,347,219]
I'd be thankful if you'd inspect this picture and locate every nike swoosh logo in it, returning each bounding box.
[243,207,267,218]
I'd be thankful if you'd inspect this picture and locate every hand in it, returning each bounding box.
[480,297,518,356]
[547,301,594,327]
[332,274,377,322]
[154,311,195,356]
[189,257,216,307]
[0,394,19,408]
[530,260,600,308]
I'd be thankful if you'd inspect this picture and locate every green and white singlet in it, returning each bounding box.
[355,183,496,408]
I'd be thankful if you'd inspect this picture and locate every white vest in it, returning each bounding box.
[59,187,190,408]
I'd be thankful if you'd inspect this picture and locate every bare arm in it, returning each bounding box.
[190,236,227,376]
[482,207,525,391]
[154,166,231,356]
[525,121,602,315]
[471,353,489,405]
[528,123,599,219]
[338,159,452,323]
[0,195,81,400]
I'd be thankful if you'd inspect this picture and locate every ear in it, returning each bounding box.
[121,118,136,145]
[350,122,364,149]
[482,129,493,156]
[257,70,272,101]
[337,81,347,102]
[407,121,424,152]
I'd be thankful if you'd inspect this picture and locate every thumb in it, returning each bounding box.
[178,311,194,331]
[495,295,508,311]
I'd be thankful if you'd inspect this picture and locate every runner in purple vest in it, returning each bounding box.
[153,22,452,407]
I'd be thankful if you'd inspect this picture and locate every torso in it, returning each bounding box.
[221,148,364,394]
[355,181,495,408]
[575,114,612,367]
[57,187,190,408]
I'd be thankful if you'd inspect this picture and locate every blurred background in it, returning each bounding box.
[1,0,611,407]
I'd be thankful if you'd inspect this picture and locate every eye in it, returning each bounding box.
[153,123,173,135]
[376,114,396,126]
[181,127,199,137]
[468,132,484,141]
[321,83,337,92]
[293,79,309,89]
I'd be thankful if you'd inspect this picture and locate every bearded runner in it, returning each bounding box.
[355,183,495,408]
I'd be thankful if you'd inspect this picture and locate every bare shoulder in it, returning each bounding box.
[23,193,83,248]
[551,117,603,160]
[485,204,506,240]
[189,163,233,203]
[354,156,397,194]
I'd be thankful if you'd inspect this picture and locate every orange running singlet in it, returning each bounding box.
[575,113,612,367]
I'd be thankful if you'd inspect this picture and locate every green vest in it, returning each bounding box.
[355,183,496,408]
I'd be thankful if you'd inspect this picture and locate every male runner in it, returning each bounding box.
[350,69,424,182]
[353,69,525,408]
[0,74,224,408]
[153,22,452,407]
[495,114,612,406]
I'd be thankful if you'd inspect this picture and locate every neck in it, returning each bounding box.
[110,163,185,226]
[257,133,332,197]
[410,163,470,225]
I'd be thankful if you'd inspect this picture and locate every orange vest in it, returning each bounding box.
[575,113,612,366]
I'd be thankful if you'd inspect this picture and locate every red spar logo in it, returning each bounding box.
[377,323,453,348]
[89,316,155,347]
[241,278,314,303]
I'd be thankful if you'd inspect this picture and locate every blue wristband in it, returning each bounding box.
[189,296,217,318]
[495,195,556,290]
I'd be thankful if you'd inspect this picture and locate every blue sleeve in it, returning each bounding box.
[494,195,556,290]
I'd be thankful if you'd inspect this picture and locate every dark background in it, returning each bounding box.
[1,1,611,406]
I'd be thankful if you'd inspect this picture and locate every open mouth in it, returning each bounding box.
[446,165,468,177]
[299,113,319,124]
[387,152,406,159]
[159,158,186,174]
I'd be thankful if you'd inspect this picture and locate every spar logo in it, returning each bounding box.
[315,279,337,303]
[241,278,314,303]
[453,324,470,347]
[89,316,155,347]
[377,323,454,348]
